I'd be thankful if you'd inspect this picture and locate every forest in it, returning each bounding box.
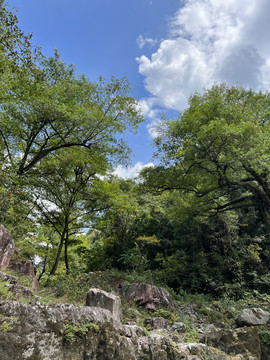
[1,1,270,301]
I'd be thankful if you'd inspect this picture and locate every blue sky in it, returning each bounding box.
[7,0,270,178]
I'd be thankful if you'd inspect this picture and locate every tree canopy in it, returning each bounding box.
[143,84,270,222]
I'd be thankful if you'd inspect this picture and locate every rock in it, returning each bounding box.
[9,259,39,289]
[204,325,266,359]
[170,321,187,333]
[0,224,14,269]
[119,282,174,311]
[0,271,17,285]
[127,308,141,317]
[144,317,169,329]
[86,288,122,321]
[235,308,270,327]
[0,300,244,360]
[0,271,38,300]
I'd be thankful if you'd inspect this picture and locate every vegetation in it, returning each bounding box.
[64,322,100,343]
[1,1,270,305]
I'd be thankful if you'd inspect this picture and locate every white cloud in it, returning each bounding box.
[137,35,157,49]
[113,162,154,179]
[137,0,270,116]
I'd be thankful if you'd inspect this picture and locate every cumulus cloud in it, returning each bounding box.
[113,162,154,179]
[137,0,270,116]
[137,35,157,49]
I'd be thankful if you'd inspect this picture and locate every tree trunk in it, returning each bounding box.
[49,218,69,276]
[65,231,69,275]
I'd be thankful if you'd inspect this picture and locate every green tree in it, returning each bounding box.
[0,2,143,277]
[143,84,270,231]
[139,84,270,294]
[31,149,117,276]
[1,50,141,176]
[88,178,162,271]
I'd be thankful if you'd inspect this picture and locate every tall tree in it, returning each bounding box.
[142,84,270,233]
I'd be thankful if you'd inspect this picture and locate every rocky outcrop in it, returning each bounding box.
[0,224,14,269]
[204,326,265,359]
[86,288,122,321]
[235,308,270,327]
[119,282,174,311]
[144,317,169,329]
[0,300,244,360]
[0,271,38,300]
[9,259,39,289]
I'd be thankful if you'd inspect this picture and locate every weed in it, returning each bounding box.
[153,309,179,324]
[64,322,100,343]
[0,280,11,299]
[0,316,20,332]
[260,330,270,346]
[184,327,199,343]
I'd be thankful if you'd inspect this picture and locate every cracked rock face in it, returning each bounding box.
[0,300,241,360]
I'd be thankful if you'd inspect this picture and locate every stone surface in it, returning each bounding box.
[86,288,122,321]
[0,300,245,360]
[119,282,174,311]
[9,259,39,289]
[170,321,187,333]
[0,224,14,269]
[0,271,38,299]
[235,308,270,327]
[203,325,268,359]
[144,317,170,329]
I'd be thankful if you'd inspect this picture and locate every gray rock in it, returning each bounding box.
[0,300,252,360]
[127,307,141,316]
[144,317,169,329]
[0,224,14,269]
[119,282,174,311]
[235,308,270,327]
[204,325,263,359]
[86,288,122,321]
[0,271,38,300]
[170,321,187,333]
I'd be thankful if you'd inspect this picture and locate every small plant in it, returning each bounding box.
[0,280,11,299]
[64,322,100,343]
[260,330,270,346]
[233,333,239,344]
[153,309,179,324]
[184,327,199,343]
[0,316,20,332]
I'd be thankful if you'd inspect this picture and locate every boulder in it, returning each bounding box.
[86,288,122,321]
[235,308,270,327]
[119,283,174,311]
[203,325,265,359]
[0,224,14,269]
[9,259,39,289]
[143,317,169,330]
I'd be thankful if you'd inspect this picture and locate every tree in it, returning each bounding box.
[88,178,162,271]
[30,148,118,276]
[0,4,142,177]
[0,2,143,277]
[0,51,142,177]
[143,84,270,231]
[139,84,270,294]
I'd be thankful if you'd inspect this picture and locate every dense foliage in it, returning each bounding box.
[1,2,270,299]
